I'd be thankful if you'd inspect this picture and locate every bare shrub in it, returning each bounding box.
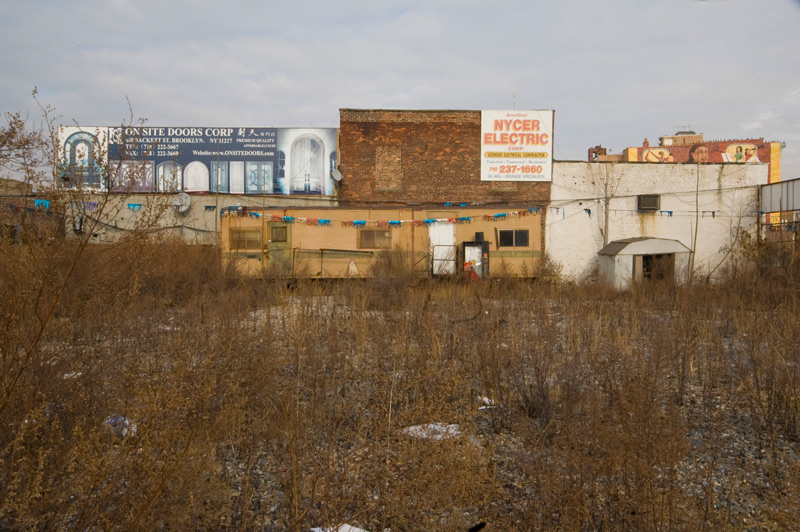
[4,101,800,530]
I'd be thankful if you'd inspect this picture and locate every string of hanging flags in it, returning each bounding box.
[221,206,546,226]
[219,205,725,226]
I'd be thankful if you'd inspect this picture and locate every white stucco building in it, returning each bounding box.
[547,161,767,285]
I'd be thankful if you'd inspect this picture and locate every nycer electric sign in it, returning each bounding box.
[480,110,554,182]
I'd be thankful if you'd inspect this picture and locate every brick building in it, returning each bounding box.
[218,109,553,278]
[338,109,550,206]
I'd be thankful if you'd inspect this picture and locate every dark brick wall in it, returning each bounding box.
[338,109,551,205]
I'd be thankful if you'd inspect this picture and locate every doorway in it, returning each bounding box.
[429,222,456,275]
[634,254,675,282]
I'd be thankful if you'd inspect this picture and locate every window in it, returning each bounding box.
[498,229,529,248]
[245,161,272,194]
[270,226,287,243]
[211,161,229,193]
[359,229,391,249]
[277,151,286,179]
[330,151,338,179]
[157,161,183,192]
[229,229,262,251]
[637,194,660,211]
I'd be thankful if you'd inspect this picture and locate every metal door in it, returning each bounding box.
[429,222,456,276]
[266,223,293,276]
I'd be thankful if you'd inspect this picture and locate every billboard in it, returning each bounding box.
[480,110,554,182]
[58,126,338,196]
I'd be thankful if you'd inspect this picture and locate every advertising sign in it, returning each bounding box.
[59,126,338,196]
[480,110,554,182]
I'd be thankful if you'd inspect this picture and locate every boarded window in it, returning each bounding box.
[498,229,529,248]
[229,229,262,251]
[359,229,391,249]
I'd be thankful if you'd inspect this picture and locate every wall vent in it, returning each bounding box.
[637,194,660,211]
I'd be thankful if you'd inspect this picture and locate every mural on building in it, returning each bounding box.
[637,139,765,165]
[58,126,338,196]
[722,143,761,163]
[590,132,783,184]
[642,148,674,162]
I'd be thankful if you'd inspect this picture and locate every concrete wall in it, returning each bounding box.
[547,162,766,282]
[68,193,339,245]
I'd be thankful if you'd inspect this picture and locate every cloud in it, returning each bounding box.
[2,0,799,176]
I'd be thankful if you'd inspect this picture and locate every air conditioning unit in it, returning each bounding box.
[637,194,660,211]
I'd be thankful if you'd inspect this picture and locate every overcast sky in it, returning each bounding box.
[2,0,799,177]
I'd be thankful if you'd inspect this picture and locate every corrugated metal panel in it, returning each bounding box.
[599,237,691,256]
[761,179,800,213]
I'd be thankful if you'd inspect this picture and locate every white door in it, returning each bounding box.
[429,222,456,275]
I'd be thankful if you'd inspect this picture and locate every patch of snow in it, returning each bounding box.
[310,524,370,532]
[478,396,500,410]
[402,423,461,440]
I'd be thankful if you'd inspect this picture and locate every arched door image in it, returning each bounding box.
[62,131,102,187]
[289,134,324,195]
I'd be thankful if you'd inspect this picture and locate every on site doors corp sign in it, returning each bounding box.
[480,110,554,182]
[58,126,338,196]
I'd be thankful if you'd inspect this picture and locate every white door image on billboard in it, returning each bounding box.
[183,161,209,192]
[429,222,456,276]
[290,134,324,195]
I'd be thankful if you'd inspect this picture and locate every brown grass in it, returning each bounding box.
[2,212,800,531]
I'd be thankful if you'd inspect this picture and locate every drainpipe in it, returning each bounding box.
[689,164,700,281]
